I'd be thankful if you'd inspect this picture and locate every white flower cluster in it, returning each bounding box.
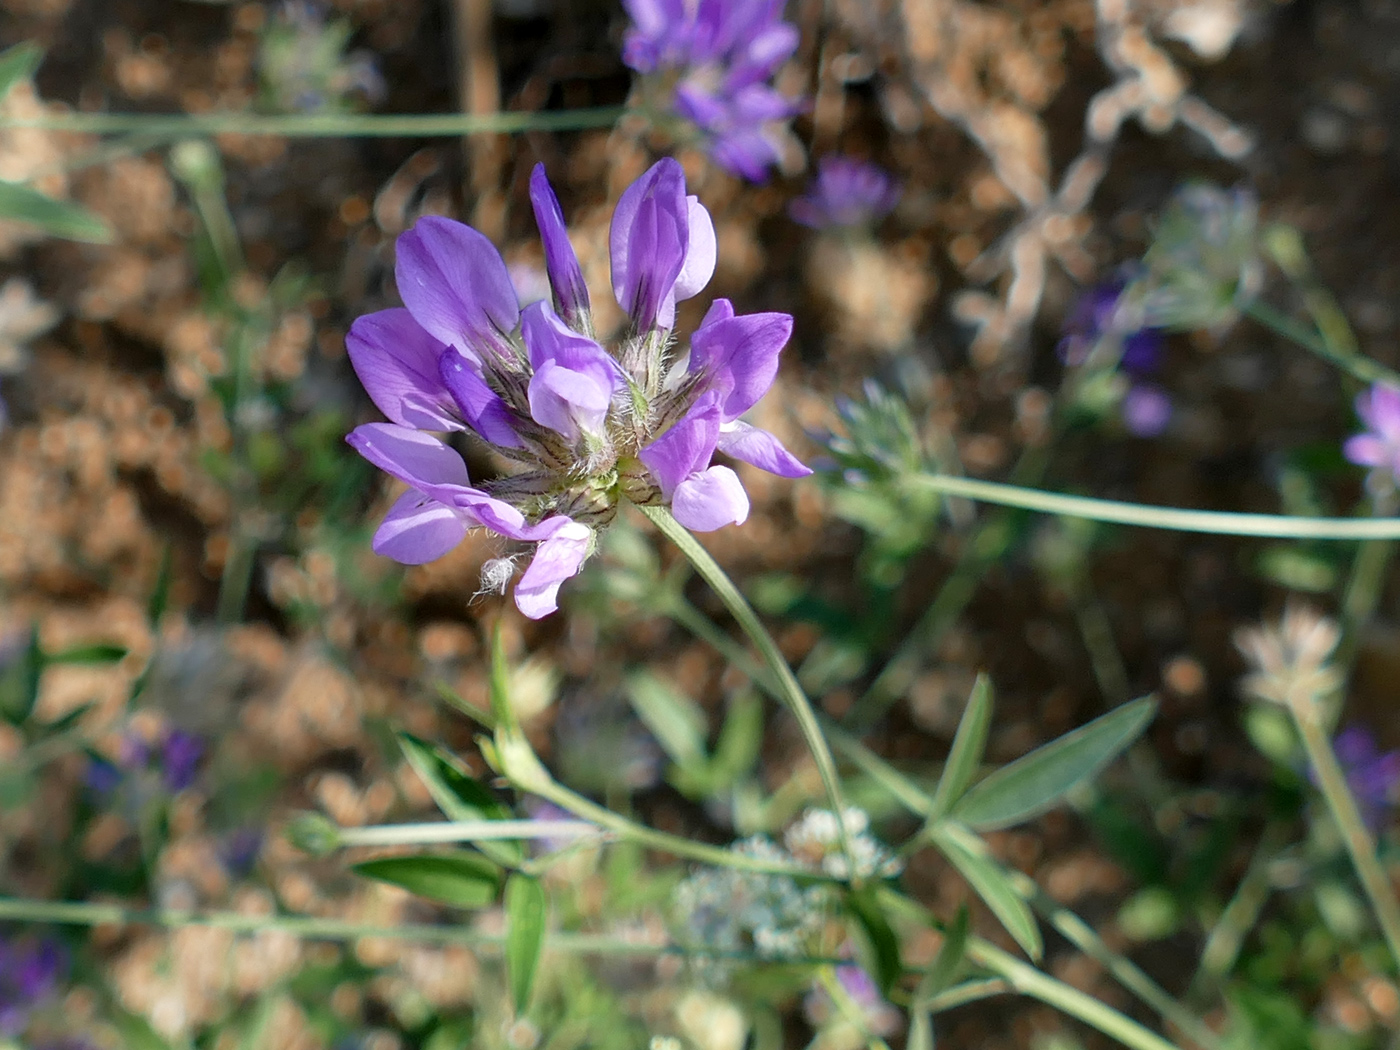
[673,836,828,961]
[783,807,903,881]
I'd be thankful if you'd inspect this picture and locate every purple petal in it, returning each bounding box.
[528,360,612,441]
[1344,434,1389,468]
[347,423,471,499]
[717,420,811,477]
[1358,384,1400,441]
[396,216,520,360]
[688,307,794,418]
[672,465,750,531]
[438,350,525,448]
[610,158,689,331]
[529,164,592,332]
[1121,384,1172,438]
[346,309,461,431]
[673,195,717,303]
[373,489,469,564]
[514,519,593,619]
[639,392,722,498]
[520,301,621,386]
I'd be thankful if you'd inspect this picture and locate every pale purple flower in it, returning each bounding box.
[1330,725,1400,831]
[161,729,204,792]
[1344,383,1400,480]
[622,0,803,181]
[1059,279,1164,374]
[1122,383,1172,438]
[0,935,67,1035]
[789,157,901,229]
[346,158,809,618]
[802,962,902,1036]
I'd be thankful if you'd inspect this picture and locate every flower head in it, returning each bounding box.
[1344,383,1400,482]
[622,0,803,180]
[346,159,810,618]
[1235,604,1342,718]
[1329,725,1400,831]
[789,157,901,230]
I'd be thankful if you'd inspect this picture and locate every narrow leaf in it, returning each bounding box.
[927,673,993,822]
[397,732,522,866]
[626,672,708,766]
[933,824,1042,959]
[0,181,112,243]
[846,885,903,997]
[0,629,42,725]
[354,852,501,909]
[505,873,547,1013]
[0,42,43,101]
[952,696,1157,831]
[44,643,128,665]
[710,688,763,782]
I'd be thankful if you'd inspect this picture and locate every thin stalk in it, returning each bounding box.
[666,593,780,695]
[0,895,840,963]
[906,474,1400,539]
[336,819,602,848]
[923,977,1010,1012]
[0,106,627,138]
[1293,714,1400,971]
[1192,821,1289,993]
[1245,301,1400,389]
[637,504,859,879]
[1336,491,1398,679]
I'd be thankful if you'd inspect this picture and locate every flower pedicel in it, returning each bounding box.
[346,159,809,618]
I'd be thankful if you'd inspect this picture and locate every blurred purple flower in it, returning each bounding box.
[1331,725,1400,830]
[161,730,204,792]
[621,0,803,180]
[1344,384,1400,480]
[0,934,67,1035]
[1060,280,1164,376]
[84,756,123,797]
[802,962,901,1036]
[220,827,264,876]
[1122,383,1172,438]
[346,159,808,618]
[789,157,901,229]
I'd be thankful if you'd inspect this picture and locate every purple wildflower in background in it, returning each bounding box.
[1061,280,1173,436]
[802,961,902,1036]
[789,156,901,229]
[346,158,810,618]
[621,0,803,180]
[0,935,67,1035]
[86,726,205,798]
[161,729,204,791]
[1344,383,1400,481]
[1330,725,1400,831]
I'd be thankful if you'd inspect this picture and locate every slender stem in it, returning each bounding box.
[0,106,627,138]
[1192,821,1289,993]
[923,977,1009,1012]
[1293,714,1400,971]
[1245,301,1400,389]
[667,593,780,695]
[1337,490,1398,679]
[905,475,1400,539]
[638,504,859,879]
[0,896,840,963]
[337,819,602,848]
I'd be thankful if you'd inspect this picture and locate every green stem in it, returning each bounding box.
[0,895,839,962]
[637,504,859,880]
[1192,821,1289,993]
[337,819,602,848]
[0,106,627,138]
[1245,301,1400,389]
[1293,713,1400,971]
[923,977,1009,1012]
[667,593,779,695]
[1337,491,1398,679]
[906,474,1400,539]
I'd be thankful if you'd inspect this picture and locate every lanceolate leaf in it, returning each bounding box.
[353,852,502,909]
[0,630,42,725]
[0,181,112,244]
[44,643,128,665]
[504,873,547,1013]
[952,696,1157,831]
[396,732,523,866]
[846,884,903,996]
[932,824,1042,960]
[927,673,993,822]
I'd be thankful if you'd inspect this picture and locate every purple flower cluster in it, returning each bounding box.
[87,727,205,796]
[1061,280,1172,437]
[622,0,803,180]
[1332,725,1400,831]
[789,157,901,230]
[1344,384,1400,482]
[347,159,809,618]
[0,934,66,1035]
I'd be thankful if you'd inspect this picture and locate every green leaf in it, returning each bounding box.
[927,673,993,822]
[0,629,42,725]
[626,671,707,767]
[710,688,763,783]
[354,852,501,909]
[952,696,1157,831]
[147,544,175,625]
[932,824,1041,959]
[397,732,522,866]
[44,643,128,665]
[504,873,547,1013]
[0,42,43,101]
[846,884,903,996]
[0,181,112,243]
